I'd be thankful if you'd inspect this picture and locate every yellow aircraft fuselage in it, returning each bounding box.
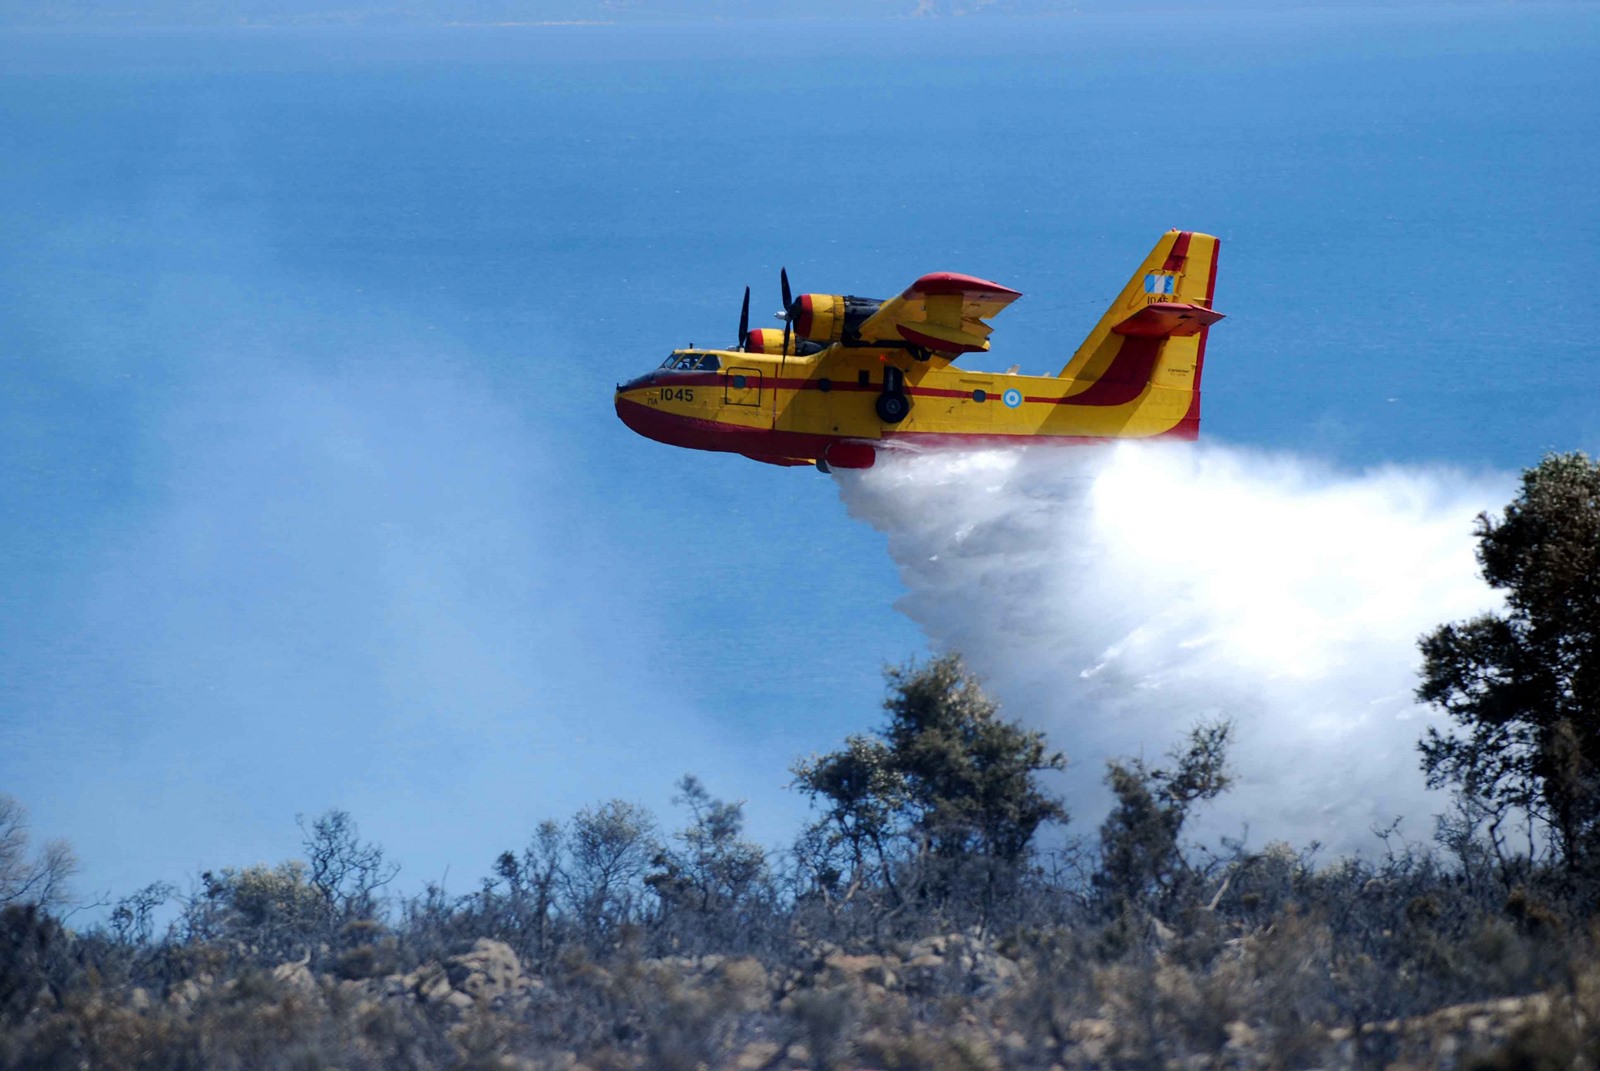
[615,231,1222,469]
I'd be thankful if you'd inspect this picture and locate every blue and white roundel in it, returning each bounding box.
[1002,388,1023,409]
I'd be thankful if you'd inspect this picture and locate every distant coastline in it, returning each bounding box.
[0,0,1552,31]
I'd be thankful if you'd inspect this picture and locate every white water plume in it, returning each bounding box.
[836,442,1510,854]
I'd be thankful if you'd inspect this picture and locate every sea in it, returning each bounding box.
[2,7,1596,902]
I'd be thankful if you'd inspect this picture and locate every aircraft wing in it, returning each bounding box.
[857,272,1022,356]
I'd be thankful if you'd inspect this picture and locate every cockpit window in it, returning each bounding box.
[660,352,721,371]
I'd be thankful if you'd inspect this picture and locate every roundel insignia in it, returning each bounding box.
[1002,388,1023,409]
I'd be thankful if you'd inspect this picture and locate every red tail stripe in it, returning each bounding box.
[1162,231,1192,272]
[1179,235,1222,430]
[1058,336,1162,408]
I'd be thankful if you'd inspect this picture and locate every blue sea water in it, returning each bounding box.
[1,8,1597,899]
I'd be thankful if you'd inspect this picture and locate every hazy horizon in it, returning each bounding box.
[2,4,1595,913]
[0,0,1548,30]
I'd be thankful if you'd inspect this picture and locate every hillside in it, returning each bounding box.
[4,457,1597,1070]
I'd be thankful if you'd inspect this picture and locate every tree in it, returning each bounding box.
[565,799,660,934]
[297,809,398,925]
[1096,720,1233,912]
[651,775,768,914]
[646,776,773,953]
[791,734,910,902]
[184,861,324,961]
[175,811,395,965]
[493,819,565,967]
[108,881,176,946]
[0,795,76,913]
[881,656,1068,863]
[1417,451,1600,870]
[792,654,1067,905]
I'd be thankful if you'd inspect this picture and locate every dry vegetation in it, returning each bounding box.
[3,792,1599,1071]
[3,452,1597,1069]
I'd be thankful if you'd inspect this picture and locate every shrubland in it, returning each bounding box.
[3,451,1598,1070]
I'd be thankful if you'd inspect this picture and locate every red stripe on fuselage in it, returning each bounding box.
[616,395,1197,462]
[628,362,1167,414]
[728,375,1153,408]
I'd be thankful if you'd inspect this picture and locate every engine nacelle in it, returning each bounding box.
[745,328,825,356]
[744,328,790,354]
[792,294,884,345]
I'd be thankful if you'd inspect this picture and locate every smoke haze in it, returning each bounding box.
[837,441,1511,853]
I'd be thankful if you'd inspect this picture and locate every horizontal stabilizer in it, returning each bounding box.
[1112,301,1226,338]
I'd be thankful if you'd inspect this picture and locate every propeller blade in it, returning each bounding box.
[779,268,796,355]
[737,286,750,349]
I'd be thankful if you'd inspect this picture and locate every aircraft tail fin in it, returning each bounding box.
[1057,231,1222,436]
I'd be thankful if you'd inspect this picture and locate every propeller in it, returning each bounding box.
[779,267,795,357]
[735,285,750,351]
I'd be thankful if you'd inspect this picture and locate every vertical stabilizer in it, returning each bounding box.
[1057,231,1222,436]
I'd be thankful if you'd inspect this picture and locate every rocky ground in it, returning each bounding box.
[25,930,1587,1071]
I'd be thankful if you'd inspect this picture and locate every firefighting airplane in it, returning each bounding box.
[614,230,1222,471]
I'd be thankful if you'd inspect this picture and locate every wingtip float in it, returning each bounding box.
[614,230,1223,472]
